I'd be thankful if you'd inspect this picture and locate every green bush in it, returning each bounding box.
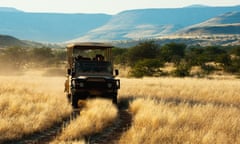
[224,58,240,73]
[172,62,190,77]
[127,41,159,66]
[201,64,216,74]
[159,42,186,63]
[130,59,163,78]
[1,46,28,69]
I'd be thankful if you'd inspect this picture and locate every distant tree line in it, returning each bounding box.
[112,41,240,77]
[0,46,66,70]
[1,41,240,78]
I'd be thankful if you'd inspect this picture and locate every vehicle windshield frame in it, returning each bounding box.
[74,60,113,76]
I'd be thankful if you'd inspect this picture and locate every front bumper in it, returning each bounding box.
[71,77,120,98]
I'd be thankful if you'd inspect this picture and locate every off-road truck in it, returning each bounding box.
[65,42,120,108]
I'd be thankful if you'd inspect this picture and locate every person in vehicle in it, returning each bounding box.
[94,54,104,61]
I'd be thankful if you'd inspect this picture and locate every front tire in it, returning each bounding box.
[72,94,79,109]
[112,94,118,105]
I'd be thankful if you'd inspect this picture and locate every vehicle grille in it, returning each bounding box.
[85,81,108,89]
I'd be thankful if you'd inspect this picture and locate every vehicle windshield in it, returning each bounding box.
[74,60,113,75]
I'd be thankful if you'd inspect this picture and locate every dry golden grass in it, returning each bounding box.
[119,99,240,144]
[0,70,117,143]
[53,99,118,143]
[118,77,240,144]
[119,77,240,105]
[0,74,72,141]
[1,70,240,143]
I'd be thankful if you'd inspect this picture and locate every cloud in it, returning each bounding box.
[0,0,239,14]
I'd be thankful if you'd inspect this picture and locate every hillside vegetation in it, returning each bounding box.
[0,46,65,72]
[113,41,240,77]
[1,41,240,77]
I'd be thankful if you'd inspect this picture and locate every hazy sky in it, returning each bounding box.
[0,0,240,14]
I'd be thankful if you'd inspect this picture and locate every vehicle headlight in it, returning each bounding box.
[72,80,76,87]
[79,82,84,87]
[107,83,112,88]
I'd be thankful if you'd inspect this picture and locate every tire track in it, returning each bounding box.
[86,99,132,144]
[87,110,132,144]
[2,99,133,144]
[1,109,80,144]
[84,96,240,144]
[2,96,238,144]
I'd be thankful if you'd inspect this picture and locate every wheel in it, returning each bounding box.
[71,94,79,109]
[112,94,118,105]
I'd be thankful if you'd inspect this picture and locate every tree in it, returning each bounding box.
[216,53,231,66]
[201,46,226,62]
[224,59,240,73]
[186,46,228,66]
[29,47,55,66]
[52,50,66,66]
[172,61,191,77]
[159,42,186,64]
[127,41,160,66]
[112,47,128,65]
[130,59,163,78]
[230,46,240,57]
[185,47,204,66]
[2,46,28,69]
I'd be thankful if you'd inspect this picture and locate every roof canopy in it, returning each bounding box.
[67,42,113,50]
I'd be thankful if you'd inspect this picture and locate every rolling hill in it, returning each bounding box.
[0,6,240,43]
[0,34,27,48]
[178,11,240,35]
[72,6,240,42]
[113,11,240,47]
[0,34,58,48]
[0,7,111,42]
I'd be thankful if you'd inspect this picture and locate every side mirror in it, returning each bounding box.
[115,69,119,76]
[72,71,76,77]
[67,69,71,75]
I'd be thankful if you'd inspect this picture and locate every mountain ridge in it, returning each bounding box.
[0,7,22,12]
[177,11,240,35]
[0,34,27,48]
[0,10,111,42]
[72,6,240,42]
[0,6,240,43]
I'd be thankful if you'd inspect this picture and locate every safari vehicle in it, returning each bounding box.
[65,42,120,108]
